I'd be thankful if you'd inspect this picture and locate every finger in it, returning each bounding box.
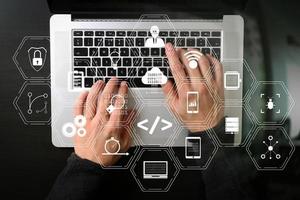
[85,80,105,120]
[178,48,202,82]
[165,43,187,92]
[198,54,211,79]
[96,77,119,121]
[109,81,128,124]
[207,54,223,86]
[74,91,89,116]
[161,79,177,102]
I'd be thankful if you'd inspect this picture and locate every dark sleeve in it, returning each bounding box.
[47,153,107,200]
[189,118,258,200]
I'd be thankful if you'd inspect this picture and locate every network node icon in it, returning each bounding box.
[184,50,203,69]
[261,135,281,160]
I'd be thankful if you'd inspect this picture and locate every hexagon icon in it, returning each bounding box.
[246,81,295,125]
[211,105,256,147]
[90,126,140,170]
[169,129,218,170]
[218,59,257,103]
[13,81,50,125]
[13,36,50,80]
[130,147,180,192]
[131,101,181,146]
[246,126,295,171]
[168,79,218,128]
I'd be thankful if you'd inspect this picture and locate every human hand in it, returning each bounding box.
[162,43,224,133]
[73,78,131,166]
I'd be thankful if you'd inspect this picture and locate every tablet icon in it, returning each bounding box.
[185,137,201,159]
[187,91,199,114]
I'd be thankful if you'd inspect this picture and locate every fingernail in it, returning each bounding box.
[165,43,173,51]
[121,81,127,86]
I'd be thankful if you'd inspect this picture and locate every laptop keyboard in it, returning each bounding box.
[72,30,222,88]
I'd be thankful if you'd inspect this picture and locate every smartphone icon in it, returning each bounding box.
[185,137,201,159]
[187,91,199,114]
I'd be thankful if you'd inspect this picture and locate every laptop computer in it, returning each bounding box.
[49,0,245,147]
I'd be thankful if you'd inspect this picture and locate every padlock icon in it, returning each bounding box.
[32,50,43,66]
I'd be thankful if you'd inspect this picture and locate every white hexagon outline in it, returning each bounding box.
[130,147,180,192]
[169,129,219,170]
[246,126,295,171]
[210,104,257,147]
[245,81,295,126]
[12,36,50,80]
[13,80,51,125]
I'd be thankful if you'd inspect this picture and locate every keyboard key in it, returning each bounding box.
[105,38,114,46]
[84,31,94,36]
[74,31,83,36]
[133,58,142,66]
[89,48,98,56]
[212,48,221,59]
[141,48,149,56]
[201,31,210,37]
[102,58,111,66]
[74,48,88,56]
[92,58,101,66]
[169,31,179,37]
[153,58,162,66]
[84,78,94,87]
[120,48,129,56]
[202,48,210,54]
[127,31,136,36]
[129,78,152,88]
[95,77,104,82]
[125,38,134,46]
[123,58,132,66]
[166,38,175,45]
[87,68,97,76]
[84,38,93,46]
[74,68,86,76]
[74,58,90,66]
[74,38,83,46]
[110,48,119,55]
[117,68,127,76]
[207,38,221,47]
[130,48,139,56]
[159,68,168,76]
[151,48,160,56]
[100,48,109,56]
[176,38,185,47]
[212,31,221,37]
[97,68,106,76]
[135,38,144,46]
[128,68,137,76]
[161,48,165,56]
[191,31,200,36]
[95,38,103,46]
[143,58,152,66]
[107,68,116,76]
[159,31,168,36]
[196,38,205,46]
[163,58,169,66]
[180,31,189,37]
[138,31,147,36]
[115,38,124,46]
[186,38,196,47]
[95,31,104,36]
[117,31,126,36]
[106,31,115,36]
[138,68,148,76]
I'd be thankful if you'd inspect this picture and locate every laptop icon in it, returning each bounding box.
[143,161,168,179]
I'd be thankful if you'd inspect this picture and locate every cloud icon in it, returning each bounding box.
[141,67,168,85]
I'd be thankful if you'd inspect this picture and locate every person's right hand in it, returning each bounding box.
[162,43,224,133]
[73,78,131,167]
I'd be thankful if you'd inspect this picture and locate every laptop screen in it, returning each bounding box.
[47,0,247,14]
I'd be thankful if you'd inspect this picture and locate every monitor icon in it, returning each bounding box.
[143,161,168,179]
[224,71,242,90]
